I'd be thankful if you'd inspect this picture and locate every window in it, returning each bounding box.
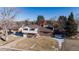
[23,28,28,30]
[30,28,35,31]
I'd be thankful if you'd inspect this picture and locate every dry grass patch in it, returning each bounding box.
[4,36,59,51]
[0,35,22,46]
[62,39,79,51]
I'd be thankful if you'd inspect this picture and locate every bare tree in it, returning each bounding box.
[0,7,18,40]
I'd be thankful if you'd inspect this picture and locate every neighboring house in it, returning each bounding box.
[18,25,39,37]
[38,27,53,37]
[45,25,54,30]
[20,26,38,34]
[19,25,53,37]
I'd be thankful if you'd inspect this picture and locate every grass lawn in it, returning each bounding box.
[62,39,79,51]
[3,36,59,51]
[0,35,22,46]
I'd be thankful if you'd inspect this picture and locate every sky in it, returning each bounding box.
[15,7,79,21]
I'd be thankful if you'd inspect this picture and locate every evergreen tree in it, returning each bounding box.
[36,15,46,27]
[66,12,77,36]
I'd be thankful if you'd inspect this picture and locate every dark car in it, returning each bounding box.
[15,32,23,36]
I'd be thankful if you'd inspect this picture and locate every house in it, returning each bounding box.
[18,24,53,37]
[18,25,39,37]
[38,27,53,37]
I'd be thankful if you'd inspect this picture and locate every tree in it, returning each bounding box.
[0,8,18,40]
[36,15,46,27]
[46,18,55,25]
[24,20,29,25]
[58,16,67,29]
[31,20,36,25]
[66,12,77,36]
[53,16,67,37]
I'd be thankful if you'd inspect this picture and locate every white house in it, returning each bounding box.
[18,25,39,37]
[22,27,38,34]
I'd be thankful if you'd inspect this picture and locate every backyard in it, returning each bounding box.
[0,35,59,51]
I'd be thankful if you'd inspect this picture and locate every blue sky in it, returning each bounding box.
[16,7,79,21]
